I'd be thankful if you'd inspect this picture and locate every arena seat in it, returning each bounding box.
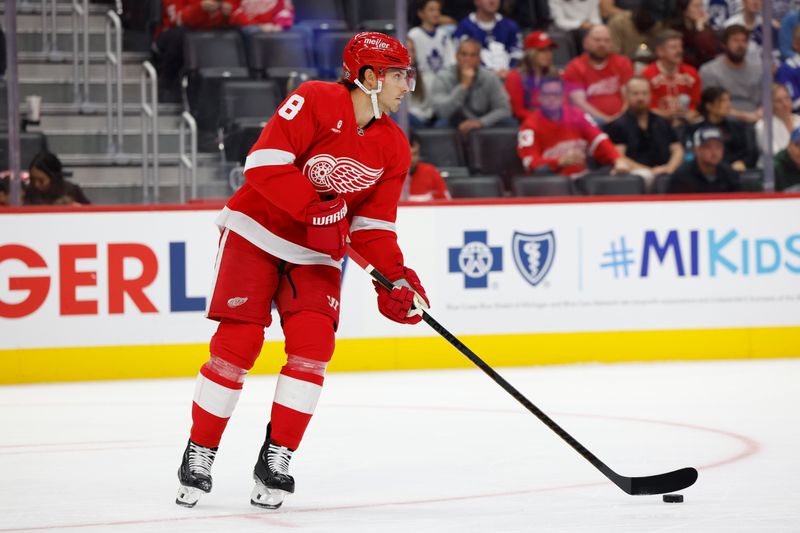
[511,174,573,197]
[220,80,281,164]
[182,31,249,136]
[415,129,466,168]
[346,0,397,32]
[739,169,764,192]
[295,0,348,26]
[447,175,505,198]
[580,174,646,196]
[248,31,314,76]
[316,31,354,79]
[466,127,525,180]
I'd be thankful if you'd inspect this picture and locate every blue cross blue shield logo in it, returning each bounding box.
[448,230,503,289]
[512,231,555,286]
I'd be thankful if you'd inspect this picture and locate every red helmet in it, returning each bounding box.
[342,32,414,86]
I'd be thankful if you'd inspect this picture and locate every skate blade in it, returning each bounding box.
[175,485,204,508]
[250,481,288,510]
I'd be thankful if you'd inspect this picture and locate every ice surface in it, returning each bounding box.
[1,359,798,532]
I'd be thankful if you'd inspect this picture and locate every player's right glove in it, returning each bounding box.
[305,196,349,261]
[374,265,430,325]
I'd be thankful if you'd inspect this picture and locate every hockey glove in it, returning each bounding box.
[305,196,349,261]
[374,266,430,325]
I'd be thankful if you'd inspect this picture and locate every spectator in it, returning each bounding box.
[453,0,523,78]
[641,30,702,126]
[599,0,644,21]
[608,5,663,60]
[604,77,685,189]
[690,87,755,170]
[230,0,294,34]
[406,38,436,128]
[776,25,800,112]
[517,76,628,176]
[723,0,779,57]
[699,24,762,123]
[408,0,457,78]
[504,31,558,122]
[755,84,800,156]
[405,132,452,200]
[24,152,90,206]
[706,0,740,30]
[778,9,800,61]
[548,0,601,54]
[431,38,513,135]
[672,0,719,68]
[180,0,235,29]
[668,126,742,192]
[153,0,188,103]
[774,127,800,191]
[563,25,633,124]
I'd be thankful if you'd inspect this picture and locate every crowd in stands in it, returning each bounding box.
[141,0,800,197]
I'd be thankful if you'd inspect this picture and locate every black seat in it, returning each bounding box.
[438,166,470,179]
[0,132,49,170]
[220,80,281,164]
[346,0,397,31]
[248,31,314,75]
[447,176,505,198]
[267,67,320,99]
[739,169,764,192]
[512,175,572,196]
[467,127,525,180]
[581,174,646,195]
[654,172,671,194]
[295,0,347,25]
[183,31,250,136]
[316,31,354,79]
[415,129,466,167]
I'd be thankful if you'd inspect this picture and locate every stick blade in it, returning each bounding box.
[621,467,698,495]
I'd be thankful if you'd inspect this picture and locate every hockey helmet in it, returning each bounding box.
[342,32,416,118]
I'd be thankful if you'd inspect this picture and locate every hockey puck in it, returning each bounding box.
[662,494,684,503]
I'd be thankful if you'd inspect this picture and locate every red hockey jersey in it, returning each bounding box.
[516,106,619,175]
[219,81,411,272]
[179,0,237,29]
[229,0,294,28]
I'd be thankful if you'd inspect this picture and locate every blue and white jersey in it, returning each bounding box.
[453,13,523,70]
[408,26,456,76]
[776,54,800,111]
[706,0,741,30]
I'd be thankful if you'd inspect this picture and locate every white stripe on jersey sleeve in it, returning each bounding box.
[350,215,397,233]
[244,149,296,172]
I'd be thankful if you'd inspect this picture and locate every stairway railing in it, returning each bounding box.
[140,61,160,203]
[105,9,124,158]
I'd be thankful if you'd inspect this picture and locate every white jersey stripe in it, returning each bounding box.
[193,373,242,419]
[273,374,322,415]
[588,133,609,155]
[350,215,397,233]
[244,149,296,172]
[215,207,342,269]
[204,228,230,318]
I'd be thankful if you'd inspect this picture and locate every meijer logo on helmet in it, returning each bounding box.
[363,38,390,49]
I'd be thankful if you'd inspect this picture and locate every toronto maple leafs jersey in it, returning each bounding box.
[408,26,456,76]
[453,13,523,70]
[218,81,411,272]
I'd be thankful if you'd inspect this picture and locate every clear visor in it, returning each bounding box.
[383,67,417,92]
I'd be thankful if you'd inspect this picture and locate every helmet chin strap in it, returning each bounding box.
[354,79,384,119]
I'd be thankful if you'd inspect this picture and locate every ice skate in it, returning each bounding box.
[251,425,295,510]
[175,440,217,508]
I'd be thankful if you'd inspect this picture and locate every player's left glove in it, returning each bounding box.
[374,265,430,325]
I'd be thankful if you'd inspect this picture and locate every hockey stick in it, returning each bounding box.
[346,245,698,496]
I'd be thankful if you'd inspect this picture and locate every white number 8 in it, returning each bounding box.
[278,94,305,120]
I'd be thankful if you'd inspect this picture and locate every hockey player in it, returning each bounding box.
[175,32,429,510]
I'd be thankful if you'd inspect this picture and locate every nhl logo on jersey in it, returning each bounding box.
[512,231,555,287]
[303,154,384,194]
